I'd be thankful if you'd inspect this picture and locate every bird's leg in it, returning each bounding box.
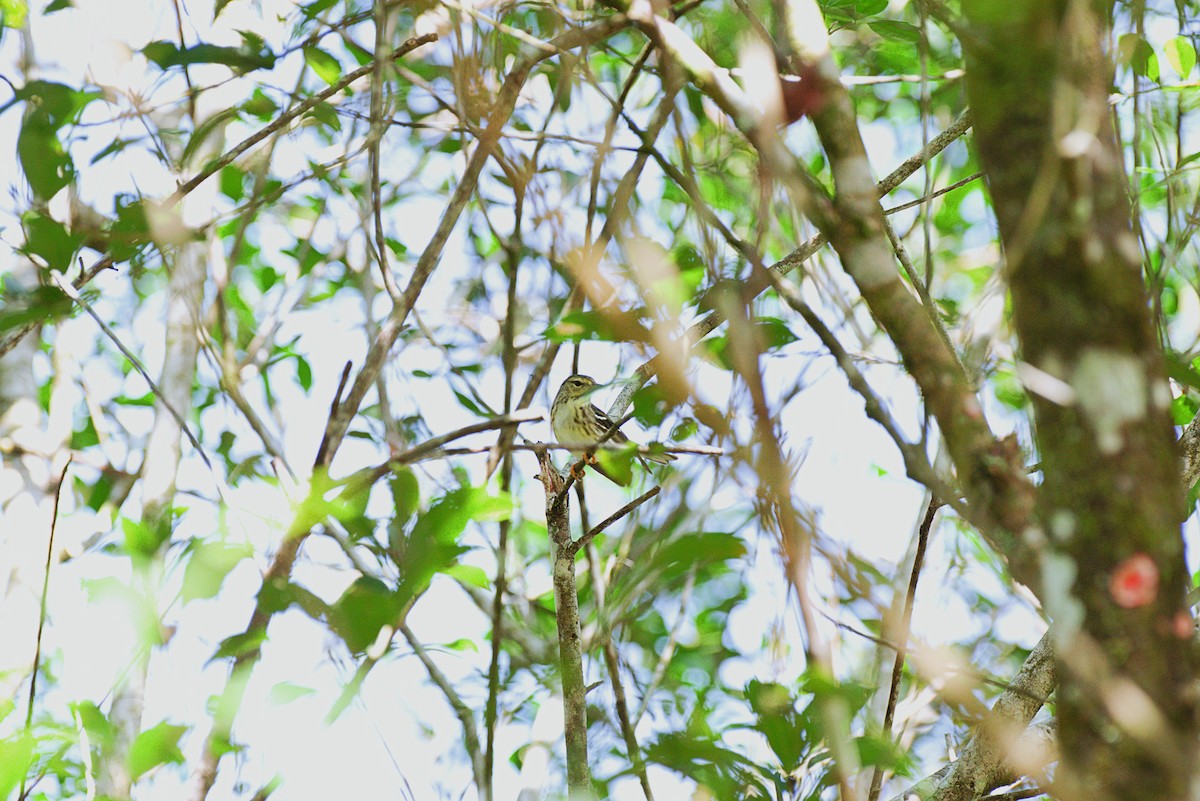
[570,459,589,480]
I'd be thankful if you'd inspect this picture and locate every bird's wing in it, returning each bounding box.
[591,404,630,444]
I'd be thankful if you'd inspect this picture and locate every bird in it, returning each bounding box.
[551,374,677,485]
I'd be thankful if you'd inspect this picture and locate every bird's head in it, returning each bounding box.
[555,374,602,402]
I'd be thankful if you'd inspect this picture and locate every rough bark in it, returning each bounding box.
[963,1,1199,798]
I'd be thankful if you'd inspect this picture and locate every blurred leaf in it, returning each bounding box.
[268,682,317,705]
[212,629,267,661]
[182,540,252,603]
[544,308,651,343]
[108,198,153,263]
[446,563,490,589]
[1165,36,1196,79]
[856,0,888,14]
[0,735,33,801]
[122,515,171,558]
[390,467,420,527]
[304,46,342,85]
[756,317,798,349]
[646,731,776,798]
[1166,350,1200,391]
[300,0,338,19]
[743,680,807,768]
[330,576,402,653]
[182,106,239,166]
[128,721,187,781]
[2,0,29,26]
[0,285,72,331]
[868,19,921,43]
[594,445,635,486]
[671,417,698,442]
[1117,33,1159,81]
[15,80,97,200]
[1172,394,1197,427]
[70,415,99,449]
[90,135,142,164]
[71,701,116,748]
[242,88,278,120]
[394,487,512,609]
[143,39,276,73]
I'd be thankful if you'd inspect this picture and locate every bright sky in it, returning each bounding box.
[3,2,1197,800]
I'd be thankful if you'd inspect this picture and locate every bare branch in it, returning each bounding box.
[569,485,661,556]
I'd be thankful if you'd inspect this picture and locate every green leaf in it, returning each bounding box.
[128,721,187,781]
[211,629,267,661]
[22,210,81,271]
[304,99,342,131]
[1172,395,1198,427]
[1165,350,1200,391]
[304,46,342,85]
[142,39,276,74]
[671,418,698,442]
[1117,33,1159,81]
[446,563,490,589]
[855,0,888,14]
[756,317,798,349]
[268,682,317,705]
[1165,36,1196,79]
[868,20,922,43]
[182,106,239,166]
[15,81,96,200]
[0,285,72,331]
[330,576,402,653]
[182,541,252,603]
[90,135,141,164]
[393,487,512,608]
[108,198,154,263]
[594,445,635,486]
[544,308,652,343]
[300,0,338,19]
[71,701,116,748]
[744,680,807,768]
[389,467,420,527]
[71,415,99,449]
[122,515,172,558]
[2,0,29,27]
[242,88,279,120]
[0,735,33,801]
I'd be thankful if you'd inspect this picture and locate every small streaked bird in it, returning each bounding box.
[551,374,677,485]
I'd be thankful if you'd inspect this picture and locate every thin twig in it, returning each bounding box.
[50,271,217,478]
[19,459,71,801]
[869,497,941,801]
[763,269,964,514]
[169,34,437,206]
[632,565,695,726]
[399,622,485,789]
[608,109,974,419]
[569,486,661,556]
[603,640,655,800]
[485,223,523,799]
[355,409,546,487]
[316,361,353,467]
[883,171,982,215]
[369,0,403,303]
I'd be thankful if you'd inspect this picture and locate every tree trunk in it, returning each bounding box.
[963,1,1198,797]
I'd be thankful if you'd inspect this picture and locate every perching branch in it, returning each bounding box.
[533,446,594,798]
